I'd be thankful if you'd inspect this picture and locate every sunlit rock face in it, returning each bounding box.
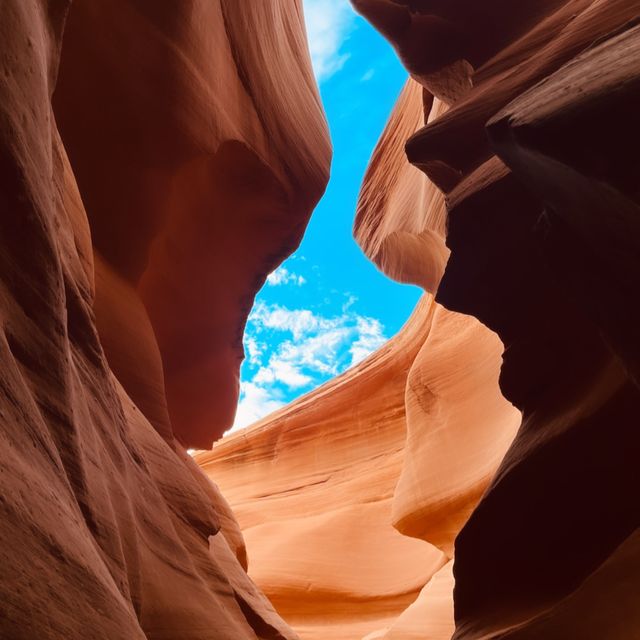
[353,1,640,638]
[0,1,328,638]
[354,79,449,293]
[353,77,520,638]
[198,297,444,640]
[197,292,518,640]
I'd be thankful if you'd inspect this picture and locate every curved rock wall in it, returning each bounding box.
[352,74,520,638]
[352,1,640,638]
[53,0,330,448]
[198,297,441,639]
[4,1,637,638]
[0,1,329,638]
[200,2,640,638]
[199,75,519,637]
[197,293,518,640]
[354,79,449,293]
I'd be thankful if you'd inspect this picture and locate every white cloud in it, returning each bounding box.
[254,360,313,389]
[234,382,285,430]
[244,336,264,365]
[275,327,349,376]
[250,302,320,340]
[266,266,306,287]
[360,68,375,82]
[342,294,358,312]
[232,302,388,430]
[303,0,357,82]
[349,317,386,365]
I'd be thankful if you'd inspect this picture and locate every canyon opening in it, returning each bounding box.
[1,1,639,640]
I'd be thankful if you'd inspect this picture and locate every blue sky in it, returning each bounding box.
[233,1,420,429]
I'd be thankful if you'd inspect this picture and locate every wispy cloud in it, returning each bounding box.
[250,303,320,341]
[349,316,386,365]
[254,360,312,389]
[234,382,285,431]
[303,0,357,82]
[244,335,265,366]
[232,301,387,430]
[266,266,306,287]
[360,68,375,82]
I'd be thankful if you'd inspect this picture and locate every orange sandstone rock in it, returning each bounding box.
[198,298,446,640]
[364,561,455,640]
[353,1,640,638]
[198,287,518,640]
[53,0,330,448]
[198,55,518,640]
[0,0,328,638]
[354,78,449,293]
[353,71,520,637]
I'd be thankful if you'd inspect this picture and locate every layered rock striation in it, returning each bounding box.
[352,1,640,638]
[3,0,638,638]
[201,2,640,638]
[199,297,444,640]
[197,292,518,640]
[0,1,328,638]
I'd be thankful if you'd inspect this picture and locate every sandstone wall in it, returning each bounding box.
[0,1,329,638]
[197,293,518,640]
[352,1,640,638]
[200,2,640,639]
[198,85,520,633]
[3,1,637,638]
[54,0,330,448]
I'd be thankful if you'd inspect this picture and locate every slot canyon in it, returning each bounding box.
[0,1,639,639]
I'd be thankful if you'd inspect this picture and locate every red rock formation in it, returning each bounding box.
[197,291,518,640]
[354,75,520,638]
[198,75,519,639]
[0,1,328,638]
[53,0,330,448]
[354,79,449,292]
[197,67,520,639]
[197,298,444,640]
[4,0,637,638]
[352,1,640,638]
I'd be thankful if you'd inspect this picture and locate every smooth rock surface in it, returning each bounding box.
[198,291,518,639]
[199,47,519,637]
[54,0,330,448]
[198,298,446,640]
[352,1,640,638]
[0,1,328,638]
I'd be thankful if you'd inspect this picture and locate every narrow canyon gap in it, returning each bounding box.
[1,2,639,640]
[199,1,640,639]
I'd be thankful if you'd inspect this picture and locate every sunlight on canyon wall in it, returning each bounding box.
[1,1,639,639]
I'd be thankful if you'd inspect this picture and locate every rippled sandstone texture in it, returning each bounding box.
[197,293,518,640]
[352,0,640,638]
[0,1,329,638]
[200,297,446,640]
